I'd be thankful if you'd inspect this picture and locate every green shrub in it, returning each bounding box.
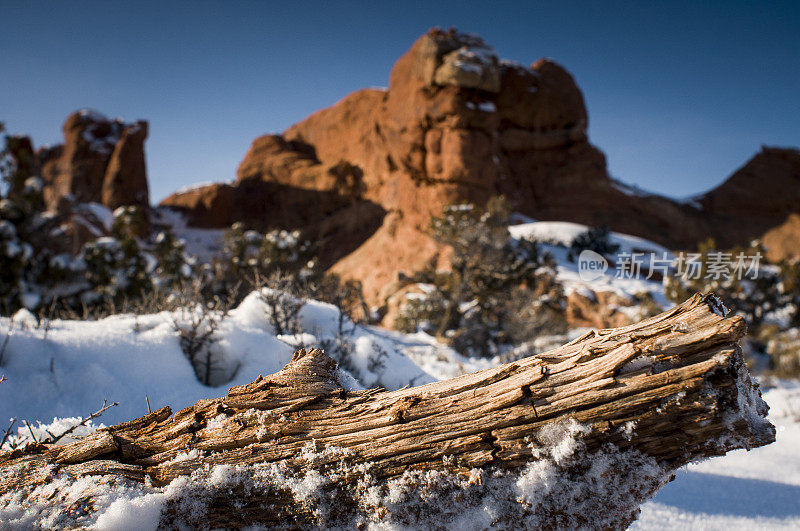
[396,197,566,357]
[567,226,620,262]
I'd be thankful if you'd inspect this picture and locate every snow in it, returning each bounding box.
[79,202,115,231]
[0,259,798,527]
[172,181,224,195]
[507,220,673,306]
[0,291,446,430]
[77,108,108,121]
[0,416,671,529]
[152,206,224,261]
[633,382,800,530]
[679,192,706,210]
[611,178,653,198]
[465,101,497,112]
[509,220,671,256]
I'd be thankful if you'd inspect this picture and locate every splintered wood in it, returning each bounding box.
[0,294,776,527]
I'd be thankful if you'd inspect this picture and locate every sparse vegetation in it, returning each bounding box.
[666,238,800,377]
[567,226,620,262]
[254,272,306,337]
[171,279,235,386]
[396,197,567,357]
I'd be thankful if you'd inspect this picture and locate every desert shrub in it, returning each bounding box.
[567,226,620,262]
[779,259,800,327]
[0,127,77,313]
[396,197,566,357]
[394,286,448,335]
[254,271,307,336]
[503,271,569,343]
[313,274,370,367]
[81,207,153,305]
[763,328,800,379]
[664,238,783,329]
[628,292,664,321]
[151,229,194,290]
[171,280,234,386]
[313,274,370,325]
[206,223,319,303]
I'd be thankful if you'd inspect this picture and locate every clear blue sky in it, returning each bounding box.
[2,0,798,202]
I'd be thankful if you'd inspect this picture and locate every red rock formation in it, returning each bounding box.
[161,28,800,310]
[162,183,235,228]
[101,121,149,211]
[566,291,633,329]
[39,110,150,214]
[763,213,800,263]
[697,147,800,248]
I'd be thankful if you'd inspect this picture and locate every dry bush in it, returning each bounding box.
[763,327,800,378]
[171,280,235,386]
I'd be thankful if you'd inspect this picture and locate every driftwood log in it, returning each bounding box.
[0,294,776,528]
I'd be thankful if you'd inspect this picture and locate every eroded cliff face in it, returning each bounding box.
[697,147,800,249]
[160,28,800,307]
[4,110,151,251]
[39,110,150,213]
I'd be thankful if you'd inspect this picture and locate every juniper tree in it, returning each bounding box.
[567,226,620,262]
[399,197,565,357]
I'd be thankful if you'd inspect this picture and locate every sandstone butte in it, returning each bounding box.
[7,109,151,250]
[13,29,799,321]
[158,28,800,311]
[34,109,151,214]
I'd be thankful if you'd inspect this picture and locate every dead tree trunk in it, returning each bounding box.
[0,294,776,528]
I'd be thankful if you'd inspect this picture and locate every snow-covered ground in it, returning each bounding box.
[635,381,800,530]
[1,289,798,528]
[1,218,797,528]
[510,220,672,305]
[509,220,671,257]
[0,292,486,432]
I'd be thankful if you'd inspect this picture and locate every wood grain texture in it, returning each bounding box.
[0,293,776,525]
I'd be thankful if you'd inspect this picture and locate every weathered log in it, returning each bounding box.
[0,294,776,528]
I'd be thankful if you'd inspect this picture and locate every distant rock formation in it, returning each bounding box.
[38,110,150,214]
[696,147,800,249]
[160,28,800,308]
[763,213,800,263]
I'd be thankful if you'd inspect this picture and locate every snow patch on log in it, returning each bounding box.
[0,294,777,528]
[0,421,672,529]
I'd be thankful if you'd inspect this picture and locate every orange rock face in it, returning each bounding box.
[160,28,800,309]
[697,147,800,248]
[39,110,150,214]
[566,291,633,330]
[763,213,800,263]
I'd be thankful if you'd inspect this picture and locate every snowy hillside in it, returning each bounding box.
[1,221,798,528]
[0,292,488,432]
[510,220,671,305]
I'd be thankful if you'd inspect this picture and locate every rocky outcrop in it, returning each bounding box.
[101,121,149,211]
[696,147,800,248]
[39,110,150,214]
[763,213,800,263]
[161,183,235,228]
[566,291,634,329]
[162,140,387,269]
[161,28,800,309]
